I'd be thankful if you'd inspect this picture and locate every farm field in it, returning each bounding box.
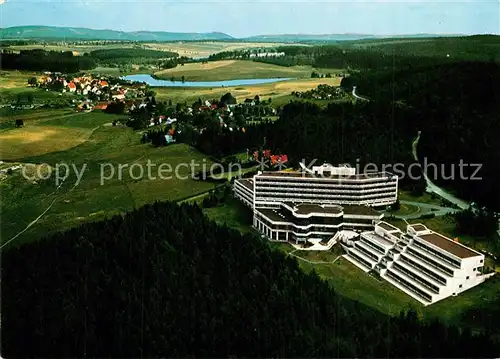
[5,41,304,58]
[0,109,215,246]
[145,41,305,58]
[154,60,332,81]
[5,43,141,54]
[154,77,342,104]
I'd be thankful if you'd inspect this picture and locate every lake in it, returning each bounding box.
[121,74,293,87]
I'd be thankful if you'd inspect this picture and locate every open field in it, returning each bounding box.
[0,109,215,246]
[145,41,306,58]
[154,60,332,81]
[5,41,305,58]
[0,110,111,160]
[154,77,342,104]
[5,44,141,54]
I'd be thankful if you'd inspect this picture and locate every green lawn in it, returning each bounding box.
[398,189,443,206]
[203,198,254,234]
[154,60,339,82]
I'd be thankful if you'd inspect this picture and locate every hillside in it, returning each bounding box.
[347,35,500,62]
[344,62,500,211]
[0,26,234,41]
[2,201,499,357]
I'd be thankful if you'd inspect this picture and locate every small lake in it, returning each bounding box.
[121,74,293,88]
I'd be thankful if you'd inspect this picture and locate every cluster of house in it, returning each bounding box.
[293,84,344,100]
[251,150,288,167]
[248,51,286,58]
[37,72,147,108]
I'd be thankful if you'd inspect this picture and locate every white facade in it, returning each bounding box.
[342,222,492,305]
[250,166,398,208]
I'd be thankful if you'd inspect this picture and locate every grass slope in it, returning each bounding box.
[0,110,214,245]
[154,60,322,81]
[154,77,342,103]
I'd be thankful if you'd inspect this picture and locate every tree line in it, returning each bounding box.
[1,49,96,72]
[344,61,500,212]
[2,201,499,357]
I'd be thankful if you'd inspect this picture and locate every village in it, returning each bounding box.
[32,71,149,112]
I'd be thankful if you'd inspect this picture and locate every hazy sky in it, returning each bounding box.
[1,0,498,37]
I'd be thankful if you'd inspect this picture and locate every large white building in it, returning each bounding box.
[342,221,492,305]
[253,202,383,245]
[249,164,398,209]
[234,164,393,244]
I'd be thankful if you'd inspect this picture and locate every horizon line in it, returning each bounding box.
[2,25,497,38]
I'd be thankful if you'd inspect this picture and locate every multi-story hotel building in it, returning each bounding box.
[342,221,491,305]
[233,164,392,244]
[235,163,398,209]
[253,164,398,209]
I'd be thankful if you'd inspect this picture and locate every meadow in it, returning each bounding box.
[154,60,330,81]
[154,77,342,104]
[0,109,216,246]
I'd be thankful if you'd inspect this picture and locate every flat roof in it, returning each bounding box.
[257,170,394,180]
[283,202,343,215]
[256,208,294,223]
[419,232,480,259]
[377,222,401,232]
[362,232,394,247]
[343,205,381,216]
[236,178,254,192]
[410,224,427,232]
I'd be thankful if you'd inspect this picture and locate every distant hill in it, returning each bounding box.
[0,26,468,43]
[0,26,234,41]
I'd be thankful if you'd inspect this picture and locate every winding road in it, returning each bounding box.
[352,86,369,101]
[393,200,459,220]
[412,131,470,210]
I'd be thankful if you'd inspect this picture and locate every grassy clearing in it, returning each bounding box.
[398,189,443,205]
[154,77,342,104]
[4,44,138,54]
[0,70,35,89]
[0,108,215,245]
[154,60,332,81]
[388,202,421,217]
[203,198,254,234]
[0,111,112,160]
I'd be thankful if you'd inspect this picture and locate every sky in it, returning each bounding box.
[0,0,498,37]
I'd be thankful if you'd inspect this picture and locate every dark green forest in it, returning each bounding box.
[2,201,499,358]
[0,48,178,72]
[90,48,178,65]
[343,61,500,211]
[0,49,97,72]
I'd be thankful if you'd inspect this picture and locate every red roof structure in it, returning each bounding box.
[271,154,288,165]
[94,102,108,110]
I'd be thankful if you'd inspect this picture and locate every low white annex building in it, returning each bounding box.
[341,221,493,305]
